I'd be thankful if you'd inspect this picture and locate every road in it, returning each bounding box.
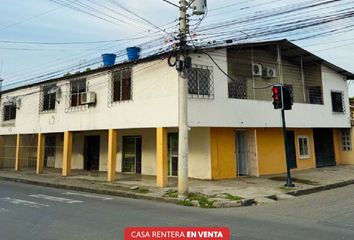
[0,180,353,240]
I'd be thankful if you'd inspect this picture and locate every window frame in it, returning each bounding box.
[69,78,87,108]
[186,65,214,99]
[40,84,57,113]
[331,90,345,113]
[3,102,17,123]
[297,135,311,159]
[111,68,133,104]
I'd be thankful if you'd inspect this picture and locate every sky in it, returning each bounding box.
[0,0,354,96]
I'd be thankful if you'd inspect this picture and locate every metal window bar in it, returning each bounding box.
[186,65,214,99]
[65,78,88,112]
[39,84,56,113]
[110,68,132,105]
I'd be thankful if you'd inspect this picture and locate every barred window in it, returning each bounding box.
[3,103,16,121]
[228,76,247,99]
[342,129,352,151]
[186,65,214,99]
[298,136,310,159]
[331,91,345,113]
[40,84,56,112]
[112,68,132,102]
[70,78,86,107]
[308,86,323,104]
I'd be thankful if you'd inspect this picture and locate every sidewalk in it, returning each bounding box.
[0,165,353,208]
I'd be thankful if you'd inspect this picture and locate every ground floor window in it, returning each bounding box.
[168,133,178,176]
[341,129,352,151]
[298,136,310,159]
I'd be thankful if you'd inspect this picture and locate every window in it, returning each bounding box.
[112,68,132,102]
[3,103,16,122]
[186,66,214,99]
[40,84,56,112]
[331,91,345,113]
[342,129,352,151]
[298,136,310,159]
[70,78,86,107]
[228,76,247,99]
[308,86,323,104]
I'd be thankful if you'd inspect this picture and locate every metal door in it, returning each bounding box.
[236,131,248,176]
[286,131,297,169]
[313,129,336,167]
[122,136,142,174]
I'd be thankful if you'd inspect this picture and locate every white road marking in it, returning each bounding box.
[62,192,113,201]
[1,197,49,208]
[0,207,10,213]
[29,194,83,204]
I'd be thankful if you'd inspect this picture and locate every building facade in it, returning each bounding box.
[0,40,353,187]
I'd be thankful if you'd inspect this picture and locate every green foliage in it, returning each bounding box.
[163,189,178,198]
[224,193,243,201]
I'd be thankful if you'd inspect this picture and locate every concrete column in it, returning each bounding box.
[107,129,117,182]
[0,136,4,169]
[156,127,168,187]
[36,133,45,174]
[62,131,73,176]
[15,134,21,171]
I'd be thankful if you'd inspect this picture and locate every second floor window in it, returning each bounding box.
[112,68,132,102]
[41,84,56,112]
[70,78,86,107]
[3,103,16,121]
[186,66,214,99]
[331,91,344,113]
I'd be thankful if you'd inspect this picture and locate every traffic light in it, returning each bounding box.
[283,85,294,110]
[272,85,282,109]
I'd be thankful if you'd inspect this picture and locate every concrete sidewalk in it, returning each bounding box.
[0,165,353,208]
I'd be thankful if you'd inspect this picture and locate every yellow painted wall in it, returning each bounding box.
[210,128,236,179]
[257,128,316,175]
[336,128,354,165]
[257,128,286,175]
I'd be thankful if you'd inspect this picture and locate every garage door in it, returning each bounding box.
[313,128,336,168]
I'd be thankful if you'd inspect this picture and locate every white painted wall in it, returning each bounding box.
[0,59,179,135]
[188,49,351,128]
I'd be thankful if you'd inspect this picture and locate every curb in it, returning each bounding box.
[286,179,354,196]
[0,176,180,205]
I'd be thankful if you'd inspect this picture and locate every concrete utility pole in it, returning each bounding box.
[178,0,189,198]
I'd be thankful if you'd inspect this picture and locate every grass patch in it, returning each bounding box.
[163,189,178,198]
[178,200,194,207]
[279,186,295,192]
[224,193,243,201]
[137,187,149,194]
[187,193,215,208]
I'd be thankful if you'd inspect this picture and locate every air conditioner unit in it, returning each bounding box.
[263,67,277,78]
[252,64,263,77]
[80,92,96,105]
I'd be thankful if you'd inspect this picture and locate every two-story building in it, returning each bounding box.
[0,39,353,187]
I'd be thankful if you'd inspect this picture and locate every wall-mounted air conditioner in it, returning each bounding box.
[252,64,263,77]
[80,92,96,105]
[263,67,277,78]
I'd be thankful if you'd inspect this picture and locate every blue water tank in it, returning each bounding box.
[126,47,141,61]
[102,53,116,67]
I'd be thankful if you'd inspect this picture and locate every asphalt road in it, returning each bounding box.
[0,180,353,240]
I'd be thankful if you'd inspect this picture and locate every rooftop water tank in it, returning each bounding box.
[102,53,116,67]
[126,47,141,61]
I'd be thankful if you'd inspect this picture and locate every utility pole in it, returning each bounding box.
[177,0,189,198]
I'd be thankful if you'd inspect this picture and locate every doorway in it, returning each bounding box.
[313,128,336,167]
[236,131,248,176]
[84,135,100,171]
[44,135,56,168]
[122,136,142,174]
[168,133,178,176]
[286,131,297,169]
